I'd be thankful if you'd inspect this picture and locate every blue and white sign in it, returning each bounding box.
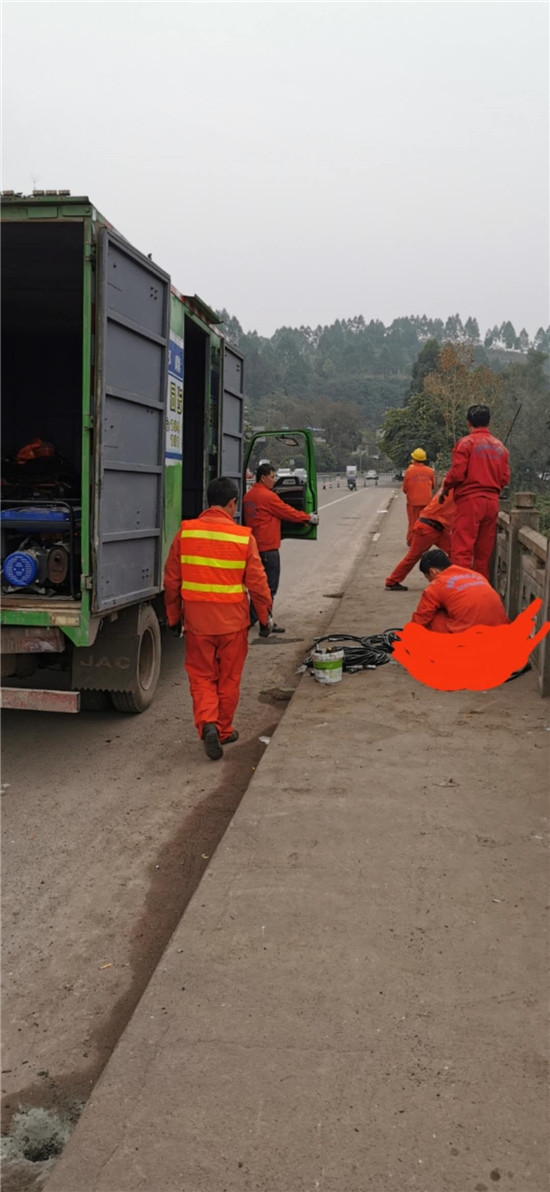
[165,334,184,464]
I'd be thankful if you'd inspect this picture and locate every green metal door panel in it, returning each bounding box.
[162,292,185,563]
[243,430,318,541]
[162,465,182,564]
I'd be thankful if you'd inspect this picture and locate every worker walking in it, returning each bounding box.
[164,477,272,761]
[402,449,435,544]
[385,488,455,590]
[441,404,510,580]
[243,463,319,632]
[412,548,509,633]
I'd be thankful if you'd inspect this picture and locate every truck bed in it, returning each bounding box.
[1,595,82,611]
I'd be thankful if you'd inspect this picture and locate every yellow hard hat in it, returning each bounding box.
[411,448,427,462]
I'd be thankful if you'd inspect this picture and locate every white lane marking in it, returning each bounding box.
[319,490,372,510]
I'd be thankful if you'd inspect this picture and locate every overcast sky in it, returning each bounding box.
[3,2,548,337]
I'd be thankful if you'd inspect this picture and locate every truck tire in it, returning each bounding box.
[110,605,161,714]
[80,690,112,712]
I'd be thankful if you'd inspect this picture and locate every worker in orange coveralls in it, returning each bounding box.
[412,548,509,633]
[385,488,455,591]
[402,449,436,544]
[164,476,272,762]
[441,404,510,580]
[243,462,318,633]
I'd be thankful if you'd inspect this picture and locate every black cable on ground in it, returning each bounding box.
[303,633,534,684]
[303,629,403,673]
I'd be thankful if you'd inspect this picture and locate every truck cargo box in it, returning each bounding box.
[1,200,170,628]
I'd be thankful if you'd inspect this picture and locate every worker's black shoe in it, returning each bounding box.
[221,730,239,744]
[385,583,408,591]
[271,623,286,633]
[202,723,223,761]
[505,661,532,683]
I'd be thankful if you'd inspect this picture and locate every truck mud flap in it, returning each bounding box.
[71,605,144,692]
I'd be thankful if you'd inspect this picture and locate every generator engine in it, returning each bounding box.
[1,505,80,597]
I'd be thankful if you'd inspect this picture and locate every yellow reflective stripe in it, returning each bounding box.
[181,529,250,544]
[181,581,246,594]
[180,554,246,570]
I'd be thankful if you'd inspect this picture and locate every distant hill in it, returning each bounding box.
[217,311,550,424]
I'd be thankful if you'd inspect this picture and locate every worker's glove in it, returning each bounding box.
[169,620,183,638]
[438,490,447,504]
[309,512,319,525]
[259,614,274,638]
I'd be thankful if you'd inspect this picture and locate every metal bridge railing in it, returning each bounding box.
[492,492,550,696]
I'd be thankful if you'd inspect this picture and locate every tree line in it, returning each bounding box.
[381,342,549,489]
[218,309,550,498]
[219,309,550,423]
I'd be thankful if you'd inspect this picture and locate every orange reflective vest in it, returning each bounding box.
[180,520,252,603]
[16,438,56,463]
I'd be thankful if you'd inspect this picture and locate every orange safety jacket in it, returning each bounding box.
[16,438,56,463]
[443,427,510,501]
[402,462,435,507]
[164,507,271,635]
[414,488,455,534]
[180,519,251,603]
[242,482,311,552]
[411,565,509,633]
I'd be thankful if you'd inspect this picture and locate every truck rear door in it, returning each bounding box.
[93,230,170,612]
[221,344,244,513]
[243,430,318,541]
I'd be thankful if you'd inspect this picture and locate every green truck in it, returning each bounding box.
[0,192,317,712]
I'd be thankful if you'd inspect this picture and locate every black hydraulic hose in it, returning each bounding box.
[304,629,403,673]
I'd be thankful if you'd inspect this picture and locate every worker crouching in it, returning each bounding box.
[164,477,272,761]
[385,488,455,591]
[412,548,509,633]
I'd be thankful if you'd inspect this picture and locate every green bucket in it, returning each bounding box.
[312,646,344,685]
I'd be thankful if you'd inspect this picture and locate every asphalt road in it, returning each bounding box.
[1,482,394,1189]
